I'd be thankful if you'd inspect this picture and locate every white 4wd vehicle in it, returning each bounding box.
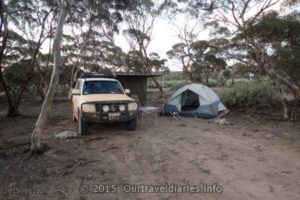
[71,77,139,135]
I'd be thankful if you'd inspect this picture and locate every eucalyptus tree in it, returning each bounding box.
[64,0,129,86]
[122,0,168,96]
[211,1,300,119]
[235,11,300,118]
[63,32,125,73]
[0,0,56,116]
[167,43,193,82]
[167,18,202,82]
[167,37,229,84]
[148,52,167,73]
[0,29,34,105]
[31,0,68,154]
[125,50,147,73]
[167,14,230,84]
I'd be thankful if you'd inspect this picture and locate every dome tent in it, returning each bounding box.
[162,84,227,118]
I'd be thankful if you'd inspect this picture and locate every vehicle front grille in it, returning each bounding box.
[95,103,127,113]
[95,104,101,112]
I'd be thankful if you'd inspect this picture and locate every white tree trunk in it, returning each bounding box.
[279,84,289,120]
[275,79,289,120]
[280,85,289,120]
[31,0,67,153]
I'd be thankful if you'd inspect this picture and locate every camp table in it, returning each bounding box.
[138,106,159,126]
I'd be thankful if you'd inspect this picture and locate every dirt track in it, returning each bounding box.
[0,98,300,200]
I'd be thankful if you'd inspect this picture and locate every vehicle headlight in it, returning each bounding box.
[102,105,109,112]
[128,102,138,111]
[82,104,96,113]
[119,105,126,112]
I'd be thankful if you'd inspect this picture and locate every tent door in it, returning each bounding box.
[181,90,200,112]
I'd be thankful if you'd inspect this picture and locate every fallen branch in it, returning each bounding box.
[84,136,109,143]
[102,146,118,152]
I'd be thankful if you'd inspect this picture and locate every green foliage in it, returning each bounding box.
[219,81,280,109]
[148,52,167,72]
[230,63,255,78]
[222,69,231,78]
[169,81,186,91]
[3,60,36,95]
[3,30,33,65]
[207,79,217,87]
[125,50,146,73]
[164,72,185,81]
[216,69,231,86]
[167,37,228,83]
[63,32,126,71]
[234,11,300,89]
[149,80,185,90]
[123,29,150,41]
[147,74,186,91]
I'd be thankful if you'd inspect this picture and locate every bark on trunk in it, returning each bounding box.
[231,70,235,86]
[280,86,289,120]
[181,56,193,83]
[204,70,209,85]
[278,83,289,120]
[0,68,16,116]
[7,105,19,117]
[274,72,300,99]
[31,0,67,153]
[275,79,289,120]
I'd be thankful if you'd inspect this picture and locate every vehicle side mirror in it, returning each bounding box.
[72,89,80,95]
[124,89,131,94]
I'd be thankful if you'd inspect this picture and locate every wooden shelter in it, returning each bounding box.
[115,73,163,105]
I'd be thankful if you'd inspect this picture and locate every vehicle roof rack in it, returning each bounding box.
[79,72,115,79]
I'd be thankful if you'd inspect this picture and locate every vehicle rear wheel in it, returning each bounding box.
[79,116,89,135]
[125,117,137,131]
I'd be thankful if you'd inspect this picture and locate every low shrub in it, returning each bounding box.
[148,79,186,91]
[170,81,186,91]
[207,79,218,87]
[218,81,280,109]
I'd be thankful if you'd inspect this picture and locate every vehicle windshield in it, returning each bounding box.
[83,80,123,95]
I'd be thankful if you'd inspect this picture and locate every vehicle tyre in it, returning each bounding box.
[79,116,89,135]
[126,117,137,131]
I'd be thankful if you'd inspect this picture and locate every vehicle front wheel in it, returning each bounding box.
[79,116,89,135]
[125,118,137,131]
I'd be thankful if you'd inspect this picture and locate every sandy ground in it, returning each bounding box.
[0,96,300,200]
